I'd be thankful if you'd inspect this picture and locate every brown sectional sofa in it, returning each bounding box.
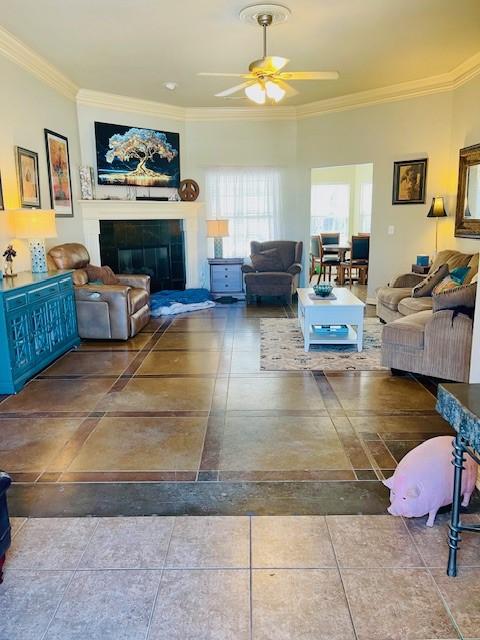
[377,250,478,382]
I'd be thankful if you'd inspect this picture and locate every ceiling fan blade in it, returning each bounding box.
[273,79,299,98]
[249,56,289,74]
[215,81,254,98]
[198,72,255,78]
[277,71,339,81]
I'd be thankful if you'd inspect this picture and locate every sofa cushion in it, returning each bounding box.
[465,253,479,283]
[429,249,472,273]
[382,311,432,349]
[432,282,477,312]
[128,287,149,314]
[398,296,433,316]
[376,287,412,311]
[412,263,449,297]
[250,249,283,272]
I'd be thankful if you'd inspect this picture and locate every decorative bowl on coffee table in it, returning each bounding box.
[313,283,333,297]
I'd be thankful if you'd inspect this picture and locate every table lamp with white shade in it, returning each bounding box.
[206,219,229,259]
[8,209,57,273]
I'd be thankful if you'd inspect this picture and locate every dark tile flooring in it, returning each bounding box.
[1,287,474,517]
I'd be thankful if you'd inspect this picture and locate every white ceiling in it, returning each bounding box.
[1,0,480,107]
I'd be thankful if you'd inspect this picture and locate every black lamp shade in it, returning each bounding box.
[427,197,448,218]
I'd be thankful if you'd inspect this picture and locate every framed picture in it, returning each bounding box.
[0,172,4,210]
[45,129,74,217]
[16,146,41,208]
[392,158,428,204]
[94,121,180,188]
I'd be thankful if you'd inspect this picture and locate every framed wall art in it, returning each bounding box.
[16,146,41,208]
[45,129,74,217]
[95,121,180,188]
[392,158,428,205]
[0,172,4,210]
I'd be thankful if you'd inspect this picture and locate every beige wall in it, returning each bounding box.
[297,92,457,298]
[0,55,83,271]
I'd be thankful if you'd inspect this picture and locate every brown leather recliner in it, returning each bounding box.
[47,243,150,340]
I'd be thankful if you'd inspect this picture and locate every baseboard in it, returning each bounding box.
[366,297,377,306]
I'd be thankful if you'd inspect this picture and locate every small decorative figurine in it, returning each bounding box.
[3,245,17,278]
[383,436,477,526]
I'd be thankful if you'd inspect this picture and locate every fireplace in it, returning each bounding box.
[99,219,186,292]
[78,200,203,290]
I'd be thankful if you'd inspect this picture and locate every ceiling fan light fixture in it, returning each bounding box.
[265,79,285,102]
[245,81,266,104]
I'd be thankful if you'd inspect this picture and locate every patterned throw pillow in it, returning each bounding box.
[412,263,449,298]
[433,267,471,295]
[449,266,470,284]
[432,282,477,312]
[250,248,283,272]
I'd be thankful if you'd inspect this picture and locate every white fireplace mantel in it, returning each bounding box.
[78,199,205,288]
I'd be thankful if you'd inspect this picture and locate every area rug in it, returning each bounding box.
[260,317,387,371]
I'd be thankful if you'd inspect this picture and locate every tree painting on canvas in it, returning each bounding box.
[95,122,180,188]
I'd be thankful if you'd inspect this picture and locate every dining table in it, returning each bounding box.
[322,243,350,262]
[321,243,351,284]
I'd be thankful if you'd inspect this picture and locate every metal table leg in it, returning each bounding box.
[447,434,466,577]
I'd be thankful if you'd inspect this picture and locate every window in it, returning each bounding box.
[359,182,373,233]
[206,167,280,257]
[310,184,350,242]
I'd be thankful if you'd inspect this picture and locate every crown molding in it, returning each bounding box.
[0,26,77,100]
[296,52,480,119]
[76,89,186,121]
[2,21,480,120]
[185,105,296,122]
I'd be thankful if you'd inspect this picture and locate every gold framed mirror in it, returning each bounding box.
[455,143,480,239]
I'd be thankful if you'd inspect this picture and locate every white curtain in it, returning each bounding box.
[206,167,281,258]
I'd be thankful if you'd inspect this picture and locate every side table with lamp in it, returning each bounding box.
[206,219,244,301]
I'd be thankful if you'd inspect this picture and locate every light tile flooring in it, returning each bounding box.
[1,286,480,639]
[3,514,480,640]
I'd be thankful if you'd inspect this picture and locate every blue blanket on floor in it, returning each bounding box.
[150,288,214,316]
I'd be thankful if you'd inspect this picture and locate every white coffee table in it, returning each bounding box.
[297,288,365,352]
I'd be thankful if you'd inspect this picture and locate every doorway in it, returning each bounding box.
[310,163,373,242]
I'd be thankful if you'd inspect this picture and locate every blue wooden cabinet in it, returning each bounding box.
[0,271,80,394]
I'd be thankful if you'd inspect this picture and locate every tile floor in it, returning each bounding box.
[2,514,480,640]
[1,286,480,639]
[1,287,455,518]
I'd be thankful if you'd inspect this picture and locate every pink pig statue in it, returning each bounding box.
[383,436,477,527]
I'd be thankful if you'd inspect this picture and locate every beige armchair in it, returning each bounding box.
[47,243,150,340]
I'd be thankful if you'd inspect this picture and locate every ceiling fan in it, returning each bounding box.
[198,4,339,105]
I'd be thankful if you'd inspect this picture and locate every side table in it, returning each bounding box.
[208,258,245,300]
[436,383,480,576]
[411,264,430,275]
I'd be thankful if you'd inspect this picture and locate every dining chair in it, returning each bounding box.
[316,241,341,284]
[309,236,321,280]
[339,235,370,286]
[320,232,340,252]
